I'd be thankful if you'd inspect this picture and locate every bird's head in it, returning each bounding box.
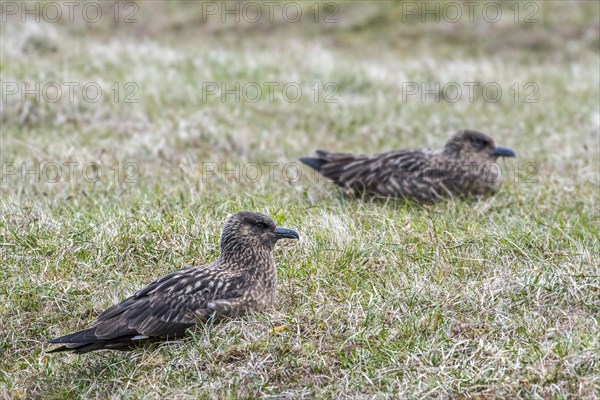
[220,211,299,254]
[443,130,516,161]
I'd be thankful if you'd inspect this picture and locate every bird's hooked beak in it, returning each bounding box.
[273,227,300,240]
[493,146,516,158]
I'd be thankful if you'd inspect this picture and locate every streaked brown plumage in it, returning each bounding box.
[47,212,299,353]
[300,130,516,203]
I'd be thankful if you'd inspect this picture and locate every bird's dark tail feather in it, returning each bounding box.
[48,327,99,345]
[47,327,133,353]
[47,341,137,353]
[47,344,90,353]
[47,327,101,353]
[299,156,327,172]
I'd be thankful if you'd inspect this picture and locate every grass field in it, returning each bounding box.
[1,1,599,398]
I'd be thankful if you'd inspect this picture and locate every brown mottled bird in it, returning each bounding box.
[47,212,299,353]
[300,130,516,203]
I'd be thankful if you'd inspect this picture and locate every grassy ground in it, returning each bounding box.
[1,1,599,398]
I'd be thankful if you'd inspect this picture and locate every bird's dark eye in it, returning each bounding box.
[255,220,268,229]
[471,137,486,149]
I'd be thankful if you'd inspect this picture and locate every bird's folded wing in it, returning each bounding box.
[92,265,230,339]
[320,150,433,188]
